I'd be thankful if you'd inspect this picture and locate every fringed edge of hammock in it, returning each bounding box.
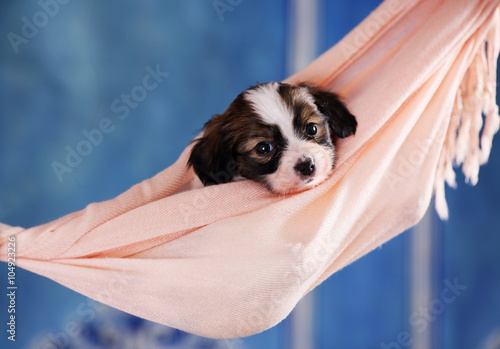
[435,10,500,220]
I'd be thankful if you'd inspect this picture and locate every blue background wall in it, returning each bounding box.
[0,1,498,348]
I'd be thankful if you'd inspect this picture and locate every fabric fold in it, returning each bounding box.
[1,0,499,339]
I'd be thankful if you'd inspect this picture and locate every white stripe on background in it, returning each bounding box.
[286,0,319,76]
[287,0,318,348]
[411,208,433,349]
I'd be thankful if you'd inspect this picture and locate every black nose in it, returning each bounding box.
[294,158,315,177]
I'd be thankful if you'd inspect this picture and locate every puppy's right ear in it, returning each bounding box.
[188,117,236,186]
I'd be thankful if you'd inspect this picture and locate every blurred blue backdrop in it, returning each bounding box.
[0,1,499,348]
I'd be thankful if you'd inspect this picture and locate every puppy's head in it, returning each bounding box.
[188,82,357,193]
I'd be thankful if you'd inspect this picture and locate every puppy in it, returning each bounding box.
[188,82,357,194]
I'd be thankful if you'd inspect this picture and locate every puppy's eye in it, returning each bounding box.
[305,123,318,137]
[255,141,274,155]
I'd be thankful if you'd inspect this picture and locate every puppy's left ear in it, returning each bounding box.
[309,87,357,138]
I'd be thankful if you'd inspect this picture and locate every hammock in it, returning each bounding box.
[1,0,499,339]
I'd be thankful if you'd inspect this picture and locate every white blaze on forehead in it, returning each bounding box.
[296,86,317,108]
[244,82,297,142]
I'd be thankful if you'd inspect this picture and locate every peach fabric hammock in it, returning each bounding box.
[1,0,500,339]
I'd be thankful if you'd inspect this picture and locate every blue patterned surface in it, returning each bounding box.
[29,305,242,349]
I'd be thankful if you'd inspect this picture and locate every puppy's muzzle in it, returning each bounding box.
[294,158,316,178]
